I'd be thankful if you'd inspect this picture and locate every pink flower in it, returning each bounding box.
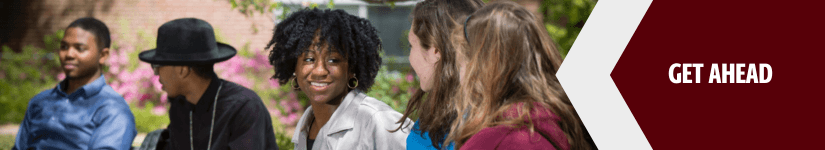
[117,48,131,66]
[289,100,302,111]
[254,53,270,71]
[288,92,297,101]
[226,76,252,88]
[109,81,120,91]
[152,76,162,92]
[391,86,399,94]
[160,93,168,104]
[139,93,152,102]
[115,81,133,94]
[406,74,415,82]
[280,113,300,125]
[280,100,293,112]
[269,79,280,88]
[152,105,167,116]
[123,92,137,103]
[109,65,121,74]
[57,73,66,81]
[268,108,281,117]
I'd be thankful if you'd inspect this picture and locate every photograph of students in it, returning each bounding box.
[138,18,279,150]
[447,1,596,150]
[399,0,485,150]
[13,17,137,150]
[266,8,413,150]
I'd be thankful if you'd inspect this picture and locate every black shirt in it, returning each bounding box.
[307,138,315,150]
[163,77,279,150]
[307,118,315,150]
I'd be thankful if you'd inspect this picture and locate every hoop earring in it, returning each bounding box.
[347,76,358,89]
[292,77,300,90]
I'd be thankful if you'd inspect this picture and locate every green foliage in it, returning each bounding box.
[275,131,293,150]
[0,134,14,150]
[367,53,418,113]
[399,30,411,54]
[131,103,170,133]
[368,69,416,112]
[328,0,336,9]
[0,30,64,124]
[540,0,597,58]
[271,116,294,150]
[229,0,290,20]
[357,0,415,8]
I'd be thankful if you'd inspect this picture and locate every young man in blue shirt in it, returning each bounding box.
[13,17,137,150]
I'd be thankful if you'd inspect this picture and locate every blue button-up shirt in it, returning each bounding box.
[13,75,137,150]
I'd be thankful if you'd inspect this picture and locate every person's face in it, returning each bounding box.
[295,42,352,104]
[59,27,108,80]
[154,65,183,98]
[408,26,440,92]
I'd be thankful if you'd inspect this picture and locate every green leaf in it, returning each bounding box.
[269,2,282,12]
[230,0,238,9]
[386,1,396,9]
[545,24,568,39]
[328,0,335,9]
[574,0,586,7]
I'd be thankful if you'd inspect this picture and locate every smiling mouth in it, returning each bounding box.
[63,64,77,70]
[311,82,330,87]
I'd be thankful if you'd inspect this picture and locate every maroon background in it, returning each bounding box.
[611,0,825,149]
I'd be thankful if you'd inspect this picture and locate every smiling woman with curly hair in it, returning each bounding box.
[266,8,413,150]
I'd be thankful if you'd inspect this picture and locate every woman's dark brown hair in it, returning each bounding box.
[447,1,592,149]
[392,0,484,149]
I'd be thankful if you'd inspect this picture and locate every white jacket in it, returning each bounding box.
[291,90,413,150]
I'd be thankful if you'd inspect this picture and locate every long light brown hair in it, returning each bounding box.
[447,1,591,149]
[393,0,484,149]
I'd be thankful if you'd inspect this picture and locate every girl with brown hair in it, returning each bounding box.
[398,0,485,149]
[448,1,595,150]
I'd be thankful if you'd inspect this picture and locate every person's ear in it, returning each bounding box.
[180,66,192,79]
[98,47,109,66]
[426,47,441,62]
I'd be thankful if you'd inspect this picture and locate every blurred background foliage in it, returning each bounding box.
[0,0,594,149]
[0,30,63,124]
[541,0,597,58]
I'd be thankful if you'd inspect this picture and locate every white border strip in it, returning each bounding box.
[556,0,653,149]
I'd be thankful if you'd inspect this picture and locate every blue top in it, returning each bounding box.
[407,120,454,150]
[13,75,137,150]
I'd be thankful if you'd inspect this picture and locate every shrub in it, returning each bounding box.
[0,30,63,124]
[131,102,170,133]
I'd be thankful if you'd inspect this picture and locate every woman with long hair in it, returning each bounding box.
[266,9,412,150]
[397,0,485,149]
[447,1,595,150]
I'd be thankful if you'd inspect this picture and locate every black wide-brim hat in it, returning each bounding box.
[139,18,236,65]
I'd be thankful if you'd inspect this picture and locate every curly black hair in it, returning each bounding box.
[266,8,382,92]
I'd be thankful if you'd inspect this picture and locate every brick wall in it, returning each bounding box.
[4,0,274,54]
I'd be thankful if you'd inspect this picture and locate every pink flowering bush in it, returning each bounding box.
[368,65,419,113]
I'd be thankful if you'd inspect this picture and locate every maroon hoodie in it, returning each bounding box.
[461,102,570,150]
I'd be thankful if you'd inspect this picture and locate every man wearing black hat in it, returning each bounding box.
[139,18,278,150]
